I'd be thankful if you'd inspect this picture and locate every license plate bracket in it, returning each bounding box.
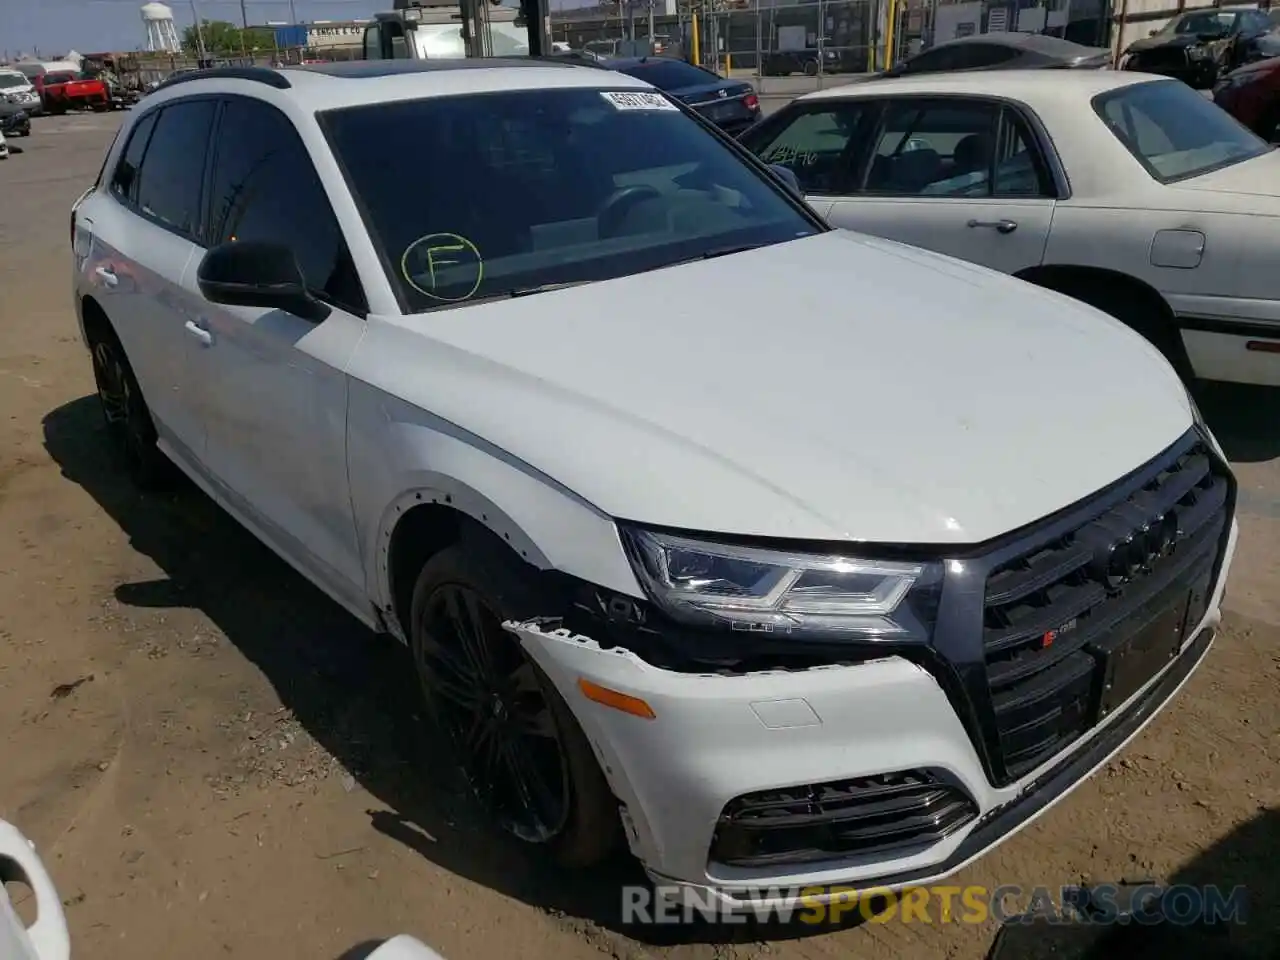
[1096,592,1190,718]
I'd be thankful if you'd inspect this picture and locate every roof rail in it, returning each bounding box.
[157,65,291,91]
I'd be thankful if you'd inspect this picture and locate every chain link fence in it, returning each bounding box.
[127,0,1116,92]
[550,0,1116,94]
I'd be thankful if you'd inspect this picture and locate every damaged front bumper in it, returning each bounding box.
[503,520,1229,911]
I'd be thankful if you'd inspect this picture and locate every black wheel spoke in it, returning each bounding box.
[501,737,558,826]
[418,628,477,682]
[413,581,570,842]
[444,589,491,680]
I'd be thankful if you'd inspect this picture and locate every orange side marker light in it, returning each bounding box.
[577,679,656,720]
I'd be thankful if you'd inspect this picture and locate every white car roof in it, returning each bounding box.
[150,59,654,112]
[797,68,1164,106]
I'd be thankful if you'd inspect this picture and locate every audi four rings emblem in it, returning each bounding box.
[1099,513,1178,586]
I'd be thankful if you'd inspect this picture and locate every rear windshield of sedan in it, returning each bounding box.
[608,59,721,90]
[319,87,819,313]
[1093,79,1269,183]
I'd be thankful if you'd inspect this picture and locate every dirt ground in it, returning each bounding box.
[1,111,1278,960]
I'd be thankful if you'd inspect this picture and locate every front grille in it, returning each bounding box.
[1131,49,1190,73]
[710,770,978,868]
[980,435,1231,784]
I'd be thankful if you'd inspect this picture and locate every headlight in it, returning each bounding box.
[619,526,941,639]
[1188,46,1211,61]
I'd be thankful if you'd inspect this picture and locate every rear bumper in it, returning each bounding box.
[1170,295,1280,386]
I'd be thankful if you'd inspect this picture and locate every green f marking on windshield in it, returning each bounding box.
[426,242,466,288]
[401,232,484,302]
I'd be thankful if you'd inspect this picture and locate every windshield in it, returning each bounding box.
[610,58,721,90]
[0,74,28,89]
[1094,79,1268,182]
[320,88,819,313]
[1160,10,1235,35]
[413,21,529,58]
[46,72,80,84]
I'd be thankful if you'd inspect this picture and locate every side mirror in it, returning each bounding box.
[768,163,803,197]
[196,241,330,323]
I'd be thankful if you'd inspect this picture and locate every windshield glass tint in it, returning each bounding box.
[0,74,28,89]
[1094,79,1267,182]
[1165,10,1234,34]
[320,88,818,313]
[611,59,719,90]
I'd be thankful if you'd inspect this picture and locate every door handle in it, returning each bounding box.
[184,319,213,347]
[94,265,118,287]
[967,219,1018,234]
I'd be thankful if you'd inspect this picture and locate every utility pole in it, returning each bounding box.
[648,0,655,49]
[189,0,209,62]
[239,0,249,56]
[288,0,299,25]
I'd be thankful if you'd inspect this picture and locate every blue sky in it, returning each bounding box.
[2,0,586,58]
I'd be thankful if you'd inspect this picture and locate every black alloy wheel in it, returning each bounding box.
[88,329,172,488]
[415,582,570,842]
[408,541,619,867]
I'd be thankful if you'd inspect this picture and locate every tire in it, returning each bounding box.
[804,59,819,76]
[408,536,619,868]
[1044,280,1195,383]
[86,324,176,490]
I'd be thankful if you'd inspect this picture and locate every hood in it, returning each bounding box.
[668,79,751,105]
[382,231,1192,546]
[1126,33,1204,53]
[1171,148,1280,198]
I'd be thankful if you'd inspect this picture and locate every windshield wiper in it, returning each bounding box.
[650,242,774,273]
[420,280,593,312]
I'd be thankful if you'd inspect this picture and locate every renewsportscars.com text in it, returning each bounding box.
[622,883,1250,926]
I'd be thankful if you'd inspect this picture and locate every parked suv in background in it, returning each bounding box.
[0,70,42,120]
[71,59,1235,909]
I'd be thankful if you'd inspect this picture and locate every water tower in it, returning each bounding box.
[141,2,181,53]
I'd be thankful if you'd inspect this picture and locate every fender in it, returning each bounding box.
[346,381,645,640]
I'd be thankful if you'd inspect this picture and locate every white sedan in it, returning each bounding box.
[741,70,1280,387]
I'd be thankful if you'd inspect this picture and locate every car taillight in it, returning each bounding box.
[744,93,759,111]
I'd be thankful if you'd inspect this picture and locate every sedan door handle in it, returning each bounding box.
[967,218,1018,234]
[94,265,118,287]
[183,319,213,347]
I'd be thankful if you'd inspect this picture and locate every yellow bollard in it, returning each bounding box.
[692,12,700,65]
[726,52,731,75]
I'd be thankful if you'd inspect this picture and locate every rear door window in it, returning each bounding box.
[133,99,217,238]
[110,110,159,205]
[858,98,1053,197]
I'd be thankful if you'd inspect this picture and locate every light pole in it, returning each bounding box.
[189,0,208,61]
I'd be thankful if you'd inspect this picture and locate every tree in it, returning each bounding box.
[181,20,275,55]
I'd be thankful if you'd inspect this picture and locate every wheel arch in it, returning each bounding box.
[366,455,642,644]
[78,293,113,348]
[1014,263,1176,323]
[378,482,552,645]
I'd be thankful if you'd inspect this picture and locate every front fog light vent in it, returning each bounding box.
[710,769,978,868]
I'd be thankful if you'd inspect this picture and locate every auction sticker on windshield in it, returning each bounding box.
[600,91,678,111]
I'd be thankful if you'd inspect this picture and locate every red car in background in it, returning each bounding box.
[1213,56,1280,139]
[34,71,109,114]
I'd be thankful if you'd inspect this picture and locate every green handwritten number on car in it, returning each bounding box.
[401,232,484,302]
